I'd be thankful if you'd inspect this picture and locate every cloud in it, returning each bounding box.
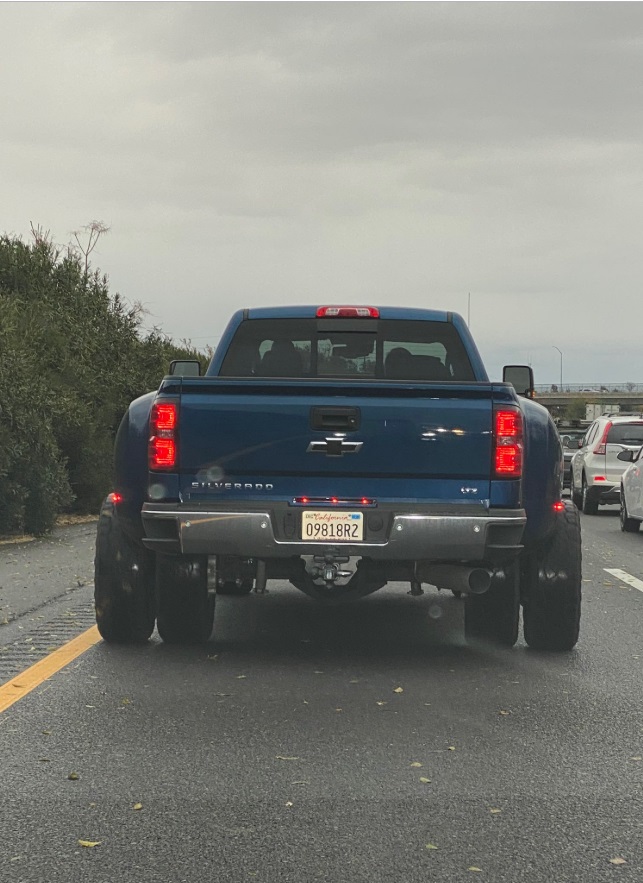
[1,2,642,382]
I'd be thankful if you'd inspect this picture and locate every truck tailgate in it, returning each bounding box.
[175,380,496,502]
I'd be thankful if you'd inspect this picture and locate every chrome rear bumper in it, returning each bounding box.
[141,504,526,562]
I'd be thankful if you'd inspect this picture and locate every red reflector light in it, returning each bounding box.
[108,492,123,504]
[316,306,380,318]
[553,501,565,512]
[594,476,606,481]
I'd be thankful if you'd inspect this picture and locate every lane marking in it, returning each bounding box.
[0,626,101,714]
[604,568,643,594]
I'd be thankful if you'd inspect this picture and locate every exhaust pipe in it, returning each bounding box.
[419,565,491,595]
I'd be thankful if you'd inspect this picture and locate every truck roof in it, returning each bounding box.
[243,305,455,322]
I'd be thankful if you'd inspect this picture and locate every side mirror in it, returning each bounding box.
[617,449,634,462]
[503,365,534,398]
[169,359,201,377]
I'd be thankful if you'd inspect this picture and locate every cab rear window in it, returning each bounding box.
[219,318,476,381]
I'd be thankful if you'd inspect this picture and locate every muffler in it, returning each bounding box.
[419,565,491,595]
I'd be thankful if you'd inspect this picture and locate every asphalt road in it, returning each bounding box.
[0,507,641,883]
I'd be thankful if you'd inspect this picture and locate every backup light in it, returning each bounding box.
[316,306,380,318]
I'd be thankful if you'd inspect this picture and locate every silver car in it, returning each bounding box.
[619,445,643,532]
[570,415,643,514]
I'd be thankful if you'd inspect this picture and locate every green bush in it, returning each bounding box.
[0,232,206,535]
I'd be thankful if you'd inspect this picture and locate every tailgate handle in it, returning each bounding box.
[310,407,361,431]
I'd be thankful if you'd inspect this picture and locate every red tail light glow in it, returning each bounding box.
[494,407,523,478]
[293,496,376,506]
[593,421,612,455]
[107,492,123,504]
[553,501,565,512]
[316,306,380,318]
[149,400,178,470]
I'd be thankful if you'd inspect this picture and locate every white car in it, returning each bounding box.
[619,446,643,532]
[570,415,643,514]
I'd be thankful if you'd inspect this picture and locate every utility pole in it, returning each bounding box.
[552,346,563,390]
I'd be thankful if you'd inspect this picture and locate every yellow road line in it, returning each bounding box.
[0,626,101,714]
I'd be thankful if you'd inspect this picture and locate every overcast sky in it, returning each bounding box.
[2,2,642,385]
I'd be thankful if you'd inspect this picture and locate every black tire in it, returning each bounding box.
[570,473,582,509]
[216,579,254,596]
[522,500,582,651]
[94,503,156,644]
[581,475,599,515]
[464,561,520,648]
[156,554,215,644]
[620,491,640,533]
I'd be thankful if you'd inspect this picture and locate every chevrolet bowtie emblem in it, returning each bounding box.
[307,438,364,457]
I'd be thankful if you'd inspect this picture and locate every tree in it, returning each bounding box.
[0,227,205,535]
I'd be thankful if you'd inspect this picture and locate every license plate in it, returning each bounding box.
[301,510,364,541]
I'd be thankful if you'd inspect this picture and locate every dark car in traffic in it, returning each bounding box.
[559,428,586,490]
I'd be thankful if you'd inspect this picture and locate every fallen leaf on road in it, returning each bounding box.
[425,843,439,850]
[393,687,404,693]
[447,746,456,751]
[285,801,293,807]
[290,781,309,785]
[410,762,423,768]
[499,710,510,716]
[609,857,627,865]
[419,777,432,784]
[275,756,300,761]
[68,772,79,781]
[630,756,642,761]
[236,675,247,679]
[489,808,502,814]
[133,803,143,811]
[468,867,482,872]
[376,701,387,706]
[78,840,101,848]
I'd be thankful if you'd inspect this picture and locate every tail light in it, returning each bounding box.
[593,421,612,455]
[149,400,178,470]
[493,407,523,478]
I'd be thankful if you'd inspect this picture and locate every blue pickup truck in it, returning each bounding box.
[95,305,581,651]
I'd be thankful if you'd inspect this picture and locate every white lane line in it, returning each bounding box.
[604,568,643,594]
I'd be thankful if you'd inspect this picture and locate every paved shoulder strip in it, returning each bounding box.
[0,626,101,714]
[604,567,643,594]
